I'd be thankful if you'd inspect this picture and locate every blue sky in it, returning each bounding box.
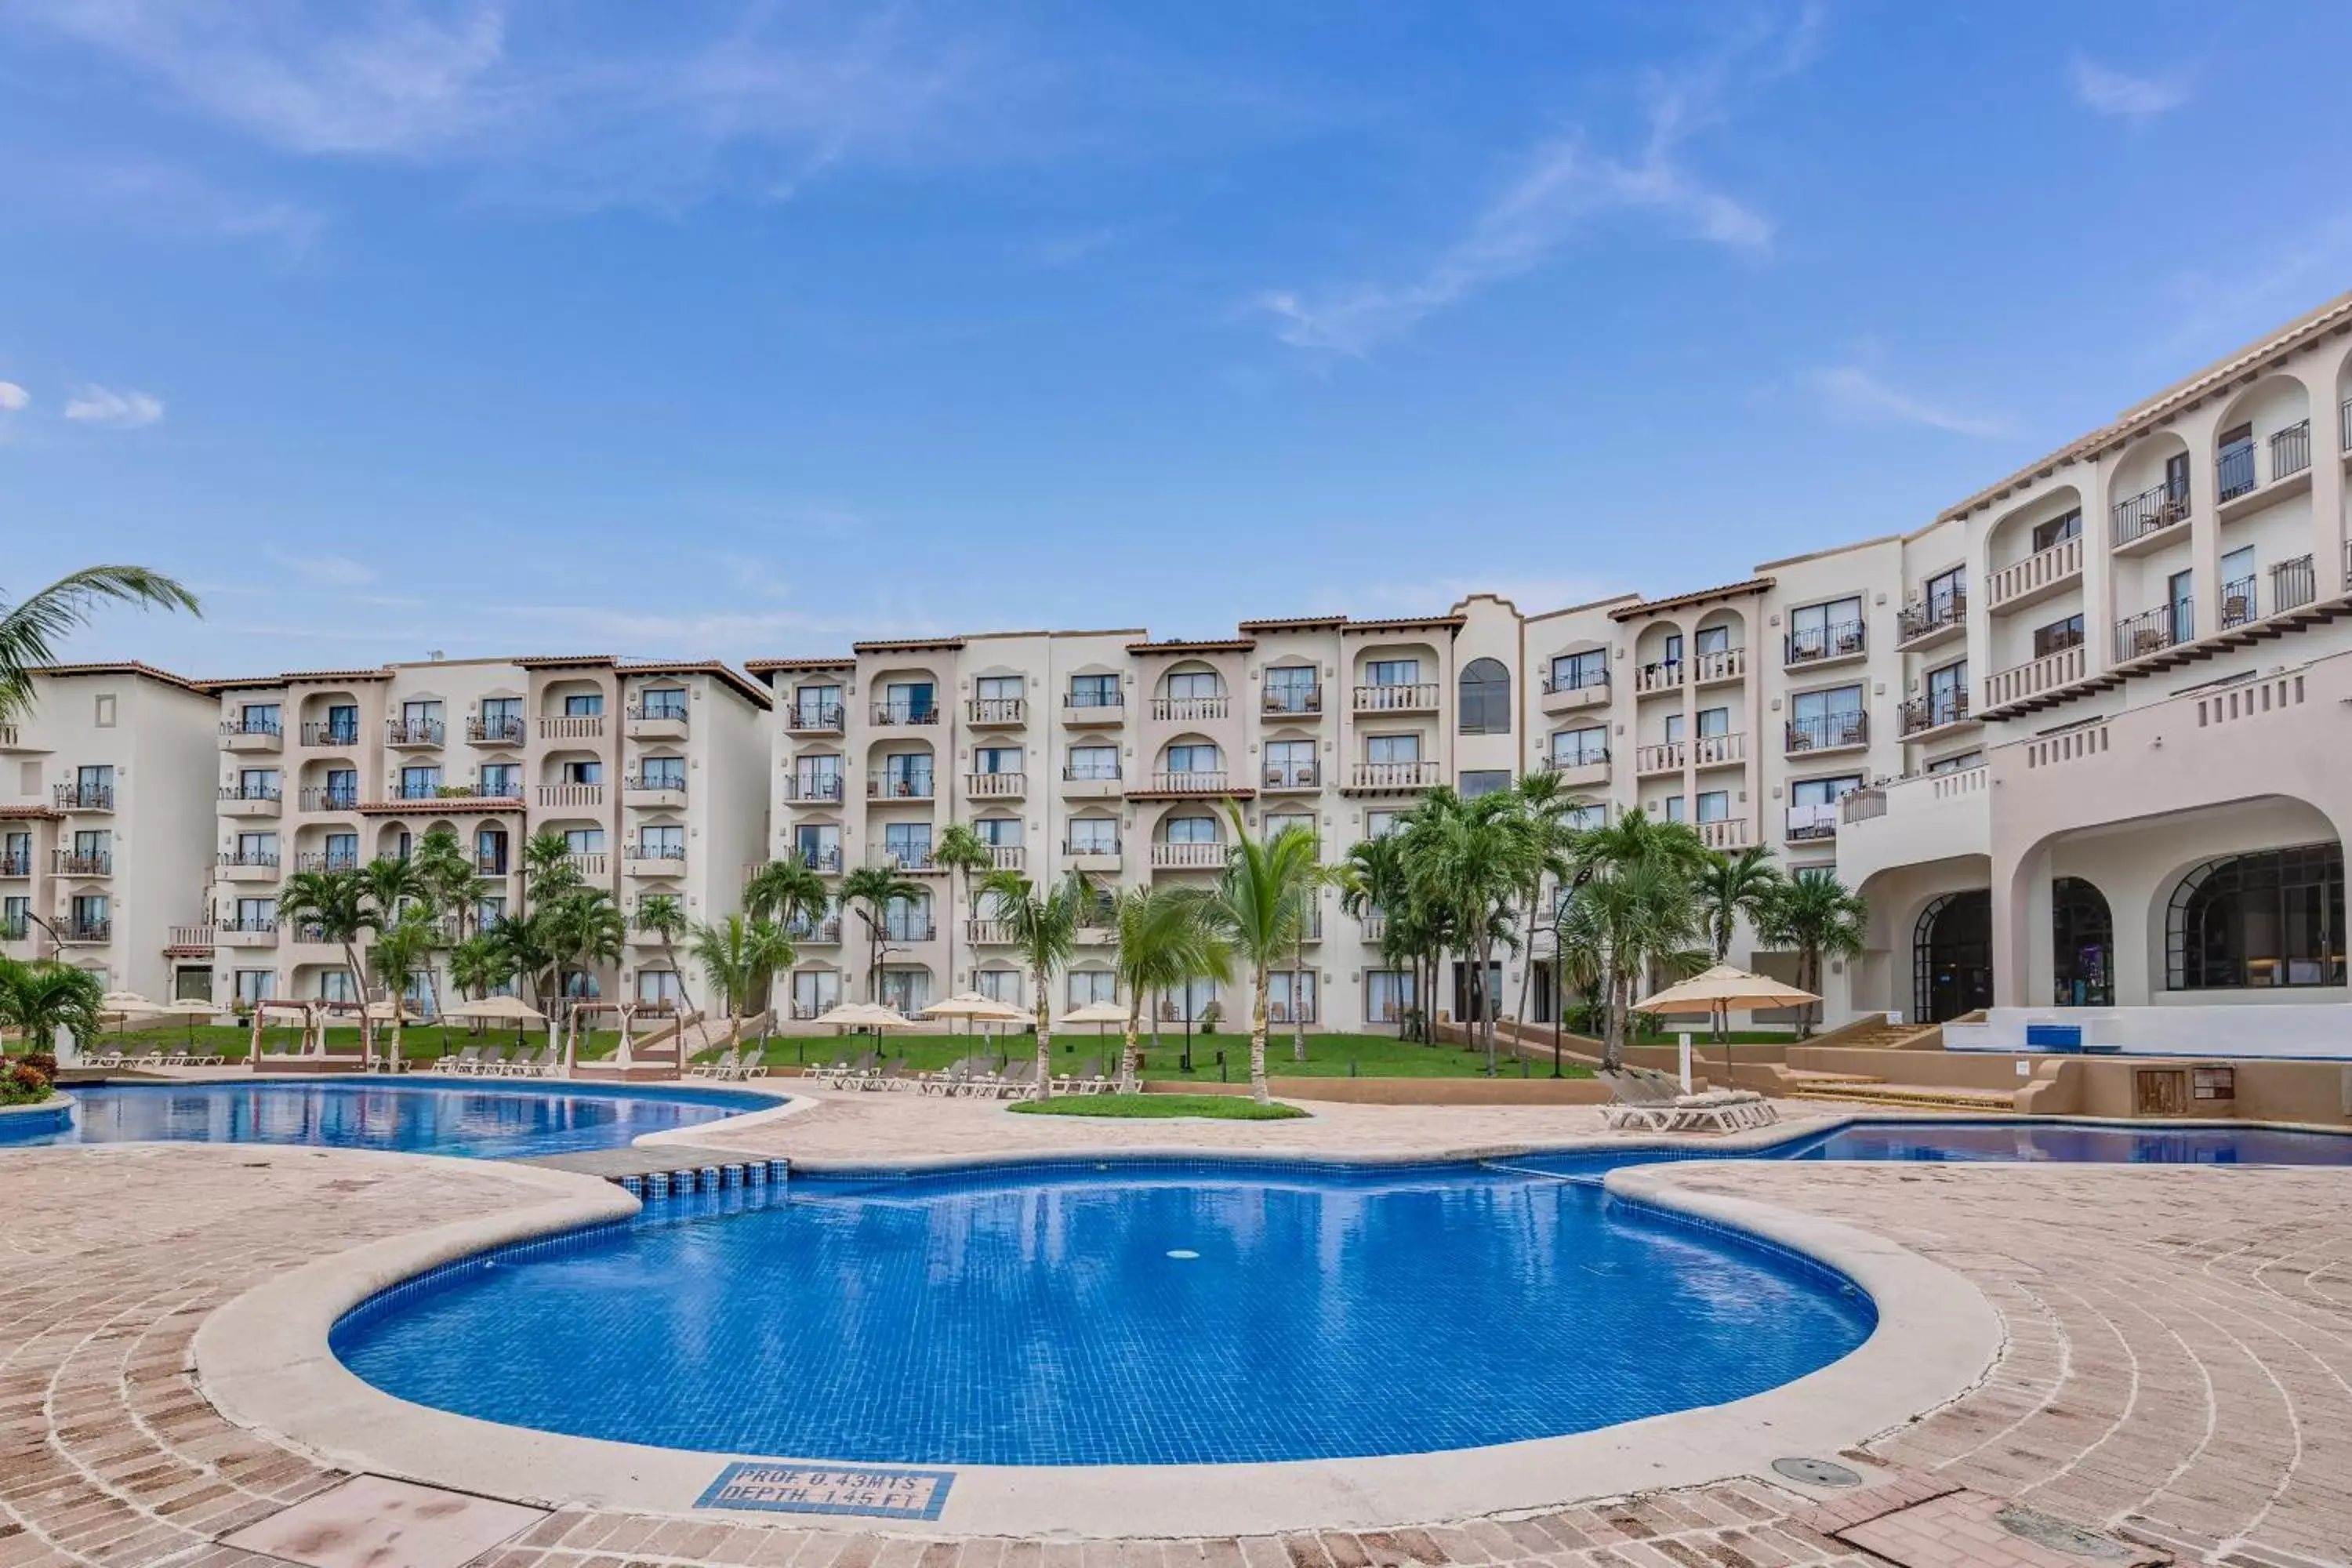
[4,1,2349,674]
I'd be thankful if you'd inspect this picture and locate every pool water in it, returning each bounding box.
[1786,1120,2352,1165]
[334,1161,1875,1465]
[5,1080,768,1160]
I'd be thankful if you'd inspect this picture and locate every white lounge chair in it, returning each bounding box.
[1601,1066,1778,1134]
[689,1046,740,1080]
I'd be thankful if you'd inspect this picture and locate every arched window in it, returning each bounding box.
[2166,842,2344,989]
[1458,657,1511,735]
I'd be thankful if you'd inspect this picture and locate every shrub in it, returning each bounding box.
[2,1060,54,1106]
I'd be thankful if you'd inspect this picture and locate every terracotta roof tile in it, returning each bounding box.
[1606,576,1775,621]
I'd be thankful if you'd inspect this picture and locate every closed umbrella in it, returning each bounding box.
[1633,964,1817,1090]
[154,997,224,1054]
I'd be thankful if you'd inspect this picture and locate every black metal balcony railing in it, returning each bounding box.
[53,851,111,876]
[302,720,361,746]
[1261,763,1319,789]
[1546,747,1608,771]
[786,915,843,943]
[796,845,844,873]
[217,916,278,934]
[2270,419,2311,482]
[2271,554,2317,615]
[2114,601,2193,662]
[1784,622,1866,665]
[870,702,940,726]
[390,781,444,800]
[785,774,845,802]
[2111,481,2190,546]
[1785,712,1869,753]
[1896,593,1965,644]
[1262,687,1322,714]
[220,784,282,803]
[297,851,360,871]
[300,787,360,811]
[2217,438,2257,503]
[61,920,112,944]
[626,701,688,724]
[2220,575,2259,630]
[1898,691,1970,737]
[0,854,30,877]
[0,916,25,941]
[1541,670,1610,696]
[1065,690,1123,712]
[220,850,281,869]
[880,845,935,870]
[466,714,525,744]
[1062,763,1122,782]
[624,772,685,794]
[883,921,935,943]
[868,772,936,798]
[220,717,281,738]
[627,843,688,862]
[474,854,509,875]
[1063,839,1122,858]
[787,703,846,732]
[387,717,445,746]
[54,784,114,810]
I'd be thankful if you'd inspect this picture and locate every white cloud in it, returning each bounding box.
[62,385,165,427]
[2070,58,2190,119]
[1801,365,2008,439]
[267,550,377,588]
[1255,5,1809,356]
[0,383,27,412]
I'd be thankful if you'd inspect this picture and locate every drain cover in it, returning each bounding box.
[1772,1457,1863,1488]
[1165,1249,1200,1260]
[1995,1506,2134,1559]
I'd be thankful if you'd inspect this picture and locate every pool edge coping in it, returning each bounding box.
[187,1141,2004,1539]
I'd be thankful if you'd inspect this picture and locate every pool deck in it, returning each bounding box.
[2,1093,2350,1566]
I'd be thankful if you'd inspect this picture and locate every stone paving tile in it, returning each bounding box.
[7,1137,2352,1567]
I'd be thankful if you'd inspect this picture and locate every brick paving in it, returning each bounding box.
[4,1136,2350,1566]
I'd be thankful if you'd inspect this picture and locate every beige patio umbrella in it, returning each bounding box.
[1055,999,1128,1069]
[809,1000,916,1031]
[445,994,548,1052]
[100,989,162,1018]
[921,991,1029,1039]
[1633,964,1818,1091]
[153,997,225,1054]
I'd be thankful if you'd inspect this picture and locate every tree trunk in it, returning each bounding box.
[1033,978,1053,1099]
[1601,964,1627,1071]
[659,932,696,1018]
[1248,970,1270,1105]
[1479,937,1497,1076]
[1149,990,1163,1065]
[341,944,373,1067]
[1120,994,1142,1093]
[1290,936,1307,1062]
[1513,893,1537,1053]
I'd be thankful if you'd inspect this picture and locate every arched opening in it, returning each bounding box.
[1914,891,1993,1022]
[2051,877,2112,1006]
[1457,657,1511,735]
[2165,841,2345,989]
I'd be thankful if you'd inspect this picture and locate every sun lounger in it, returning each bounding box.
[1600,1066,1777,1134]
[733,1044,770,1080]
[438,1044,482,1074]
[991,1059,1037,1099]
[689,1047,739,1080]
[471,1044,514,1076]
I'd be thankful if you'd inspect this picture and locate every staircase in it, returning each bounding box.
[1788,1074,2016,1114]
[1824,1018,1945,1051]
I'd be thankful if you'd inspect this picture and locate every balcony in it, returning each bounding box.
[624,844,687,877]
[1633,741,1684,776]
[386,717,445,749]
[466,715,525,746]
[1059,765,1123,799]
[53,784,114,812]
[1894,594,1966,652]
[59,919,111,945]
[166,924,216,952]
[1634,660,1682,695]
[868,772,937,801]
[2111,483,2190,554]
[1261,762,1320,793]
[966,918,1014,946]
[785,703,846,737]
[622,773,687,809]
[786,914,843,946]
[1696,818,1749,851]
[1062,693,1127,726]
[883,920,937,944]
[1138,769,1229,796]
[473,852,510,876]
[565,851,608,880]
[1151,695,1229,723]
[2271,554,2318,616]
[1262,687,1323,717]
[793,845,844,873]
[2220,574,2259,630]
[1898,691,1976,740]
[783,774,845,804]
[299,787,359,813]
[2114,604,2192,665]
[1782,623,1866,670]
[1985,645,2085,708]
[215,917,278,950]
[871,845,941,873]
[1784,802,1838,843]
[0,915,26,941]
[1351,682,1439,714]
[536,782,606,811]
[965,771,1027,800]
[53,850,111,877]
[624,702,688,742]
[0,724,31,753]
[1692,647,1747,686]
[1358,911,1387,942]
[220,718,282,753]
[1538,672,1610,715]
[1784,713,1868,756]
[989,844,1025,873]
[218,785,282,819]
[870,702,941,728]
[1150,840,1226,869]
[0,853,29,878]
[967,697,1026,728]
[303,720,362,748]
[538,714,605,742]
[296,850,359,872]
[1542,753,1609,790]
[1691,731,1746,768]
[1345,760,1442,792]
[1064,841,1121,874]
[1835,765,1989,893]
[1987,534,2083,614]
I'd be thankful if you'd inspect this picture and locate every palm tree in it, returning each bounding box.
[484,912,554,1011]
[1340,833,1423,1040]
[838,862,921,1004]
[279,867,382,1065]
[1693,844,1786,1040]
[1507,771,1583,1052]
[446,935,513,1004]
[687,915,797,1045]
[540,887,625,1011]
[933,823,996,1000]
[744,858,829,931]
[411,826,487,940]
[0,565,199,723]
[368,905,441,1065]
[980,867,1091,1098]
[521,829,583,909]
[1399,789,1538,1076]
[631,894,698,1018]
[1759,873,1867,1038]
[1109,884,1228,1090]
[1555,856,1708,1069]
[1206,804,1319,1104]
[0,956,104,1056]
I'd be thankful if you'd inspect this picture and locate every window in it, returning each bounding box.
[2168,844,2346,989]
[1068,817,1119,854]
[93,693,116,728]
[1165,670,1220,700]
[1265,665,1319,712]
[239,702,281,735]
[480,763,521,797]
[324,831,359,869]
[238,768,280,800]
[400,765,441,799]
[475,829,508,876]
[1459,769,1511,798]
[1165,743,1218,775]
[1366,810,1402,839]
[1696,706,1730,739]
[1365,733,1419,764]
[1926,661,1967,724]
[404,699,445,724]
[234,896,277,931]
[563,971,602,999]
[2033,614,2085,659]
[562,693,604,717]
[1068,971,1117,1007]
[975,675,1021,702]
[1791,775,1862,808]
[1165,815,1218,844]
[1693,626,1730,656]
[1925,565,1965,618]
[1790,685,1864,750]
[1564,803,1606,829]
[884,822,932,864]
[2030,510,2082,553]
[1657,633,1684,670]
[1550,726,1606,767]
[477,698,519,737]
[1367,658,1421,687]
[69,891,107,931]
[794,971,843,1014]
[73,828,110,860]
[639,687,687,719]
[1662,797,1686,822]
[316,968,358,1003]
[564,827,605,853]
[1069,673,1120,709]
[975,816,1022,846]
[390,829,412,862]
[560,758,601,786]
[1549,649,1606,691]
[1264,739,1315,788]
[1788,598,1864,662]
[1366,969,1417,1024]
[796,754,842,797]
[637,970,683,1005]
[2168,568,2194,644]
[883,892,931,942]
[883,752,933,794]
[1457,657,1510,734]
[638,825,684,858]
[2217,423,2256,500]
[883,681,935,722]
[2222,546,2256,624]
[323,768,358,806]
[794,823,840,867]
[975,970,1020,1005]
[1663,713,1685,745]
[637,757,684,790]
[236,831,277,862]
[1926,751,1982,775]
[1067,744,1119,780]
[2,895,28,940]
[793,684,841,724]
[1263,811,1314,839]
[877,969,930,1014]
[1695,791,1730,823]
[234,970,275,1007]
[2164,450,2190,503]
[974,746,1022,775]
[1269,970,1316,1022]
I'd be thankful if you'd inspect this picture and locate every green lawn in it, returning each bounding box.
[1629,1029,1801,1046]
[38,1022,630,1065]
[1011,1092,1307,1120]
[739,1031,1592,1080]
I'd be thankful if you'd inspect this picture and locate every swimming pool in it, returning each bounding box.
[2,1079,771,1160]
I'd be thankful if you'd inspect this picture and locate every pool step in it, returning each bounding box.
[618,1158,790,1199]
[1794,1083,2016,1113]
